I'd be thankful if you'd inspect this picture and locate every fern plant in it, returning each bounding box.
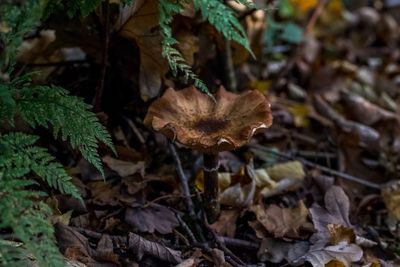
[158,0,254,96]
[0,0,255,265]
[0,77,114,265]
[1,1,115,265]
[0,133,73,267]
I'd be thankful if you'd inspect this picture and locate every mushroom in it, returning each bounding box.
[144,86,272,222]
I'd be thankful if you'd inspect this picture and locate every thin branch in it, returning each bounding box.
[92,0,110,112]
[168,143,196,218]
[306,0,328,34]
[222,38,237,92]
[249,144,382,189]
[222,237,259,250]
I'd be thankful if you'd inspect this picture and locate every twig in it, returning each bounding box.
[27,60,89,67]
[168,143,196,218]
[73,227,182,264]
[222,237,259,250]
[123,116,146,144]
[176,214,198,244]
[306,0,328,34]
[92,0,110,112]
[169,143,207,243]
[202,213,246,267]
[215,236,245,267]
[74,227,102,239]
[249,144,382,189]
[222,38,237,92]
[143,194,185,207]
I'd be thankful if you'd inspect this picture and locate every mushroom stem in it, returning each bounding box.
[203,153,220,223]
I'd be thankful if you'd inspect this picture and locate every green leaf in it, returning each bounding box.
[281,22,303,44]
[278,0,295,18]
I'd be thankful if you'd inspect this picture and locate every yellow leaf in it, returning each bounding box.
[328,224,356,245]
[247,80,271,94]
[326,0,343,16]
[325,260,345,267]
[0,22,11,33]
[253,168,277,188]
[266,161,305,181]
[195,172,231,191]
[288,103,311,128]
[290,0,318,13]
[382,182,400,220]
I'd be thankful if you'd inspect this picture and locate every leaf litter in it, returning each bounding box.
[23,0,400,266]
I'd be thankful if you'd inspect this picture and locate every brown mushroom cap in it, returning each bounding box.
[144,86,273,154]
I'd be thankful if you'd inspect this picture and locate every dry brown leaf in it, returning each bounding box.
[18,30,56,63]
[341,92,397,126]
[55,223,119,266]
[128,232,182,264]
[310,186,352,246]
[248,220,267,239]
[92,235,120,264]
[175,30,199,66]
[219,165,256,208]
[174,258,196,267]
[257,238,309,264]
[174,249,202,267]
[210,249,233,267]
[381,181,400,220]
[251,201,309,238]
[297,241,363,267]
[125,204,179,234]
[118,0,168,101]
[313,95,380,152]
[118,0,200,100]
[87,181,122,206]
[328,224,356,245]
[102,155,145,177]
[210,209,240,238]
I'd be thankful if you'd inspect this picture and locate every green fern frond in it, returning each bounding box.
[233,0,256,9]
[0,0,48,70]
[11,84,114,174]
[0,179,65,267]
[0,132,82,201]
[193,0,254,56]
[159,0,213,97]
[80,0,103,16]
[0,83,16,124]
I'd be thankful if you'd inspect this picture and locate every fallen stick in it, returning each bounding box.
[249,144,381,189]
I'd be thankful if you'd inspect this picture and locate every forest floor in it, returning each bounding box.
[17,1,400,266]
